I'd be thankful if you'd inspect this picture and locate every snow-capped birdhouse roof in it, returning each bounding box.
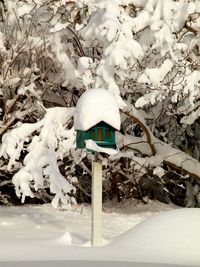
[74,89,121,131]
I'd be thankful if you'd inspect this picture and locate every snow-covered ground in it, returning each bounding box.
[0,200,199,266]
[0,201,173,259]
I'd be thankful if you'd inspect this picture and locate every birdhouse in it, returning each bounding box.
[74,89,121,153]
[76,121,116,149]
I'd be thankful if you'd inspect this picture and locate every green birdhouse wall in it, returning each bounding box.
[76,121,116,150]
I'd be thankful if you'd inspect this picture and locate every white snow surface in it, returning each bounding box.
[74,89,121,131]
[0,201,199,266]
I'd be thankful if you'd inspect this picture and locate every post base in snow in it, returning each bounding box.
[91,160,103,247]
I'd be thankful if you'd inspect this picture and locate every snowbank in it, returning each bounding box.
[0,204,200,266]
[112,208,200,265]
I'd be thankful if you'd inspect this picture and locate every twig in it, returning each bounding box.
[120,109,156,156]
[72,182,91,197]
[0,180,12,187]
[67,26,85,57]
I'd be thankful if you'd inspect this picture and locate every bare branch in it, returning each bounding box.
[120,109,156,156]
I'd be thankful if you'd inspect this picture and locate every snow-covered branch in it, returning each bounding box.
[117,116,200,182]
[0,107,76,208]
[120,108,156,156]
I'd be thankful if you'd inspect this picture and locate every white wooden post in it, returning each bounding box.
[91,160,102,246]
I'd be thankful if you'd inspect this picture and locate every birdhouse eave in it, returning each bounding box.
[75,120,119,132]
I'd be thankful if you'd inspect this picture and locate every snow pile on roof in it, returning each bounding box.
[74,89,121,131]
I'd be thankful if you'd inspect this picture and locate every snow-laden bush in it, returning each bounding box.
[0,107,76,208]
[0,0,81,207]
[1,0,200,207]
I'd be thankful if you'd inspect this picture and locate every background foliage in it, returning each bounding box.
[1,0,200,208]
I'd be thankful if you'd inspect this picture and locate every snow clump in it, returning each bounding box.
[74,88,121,131]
